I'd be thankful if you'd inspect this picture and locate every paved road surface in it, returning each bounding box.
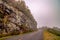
[5,30,43,40]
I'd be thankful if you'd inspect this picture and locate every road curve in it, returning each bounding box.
[5,30,43,40]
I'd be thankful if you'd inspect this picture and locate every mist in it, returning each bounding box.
[24,0,60,28]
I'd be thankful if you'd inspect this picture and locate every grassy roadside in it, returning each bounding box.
[0,33,29,40]
[44,30,60,40]
[0,36,12,40]
[0,30,37,40]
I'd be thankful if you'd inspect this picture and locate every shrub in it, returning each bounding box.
[47,28,60,36]
[10,29,20,35]
[0,34,7,38]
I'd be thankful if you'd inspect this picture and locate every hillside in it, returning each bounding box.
[0,0,37,37]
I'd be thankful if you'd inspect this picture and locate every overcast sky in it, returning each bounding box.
[24,0,60,28]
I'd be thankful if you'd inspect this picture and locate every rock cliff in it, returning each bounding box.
[0,0,37,34]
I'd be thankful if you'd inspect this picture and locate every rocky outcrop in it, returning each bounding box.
[0,0,37,34]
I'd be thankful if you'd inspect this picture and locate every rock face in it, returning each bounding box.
[0,0,37,34]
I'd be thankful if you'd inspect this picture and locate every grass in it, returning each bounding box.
[44,30,60,40]
[0,30,35,40]
[47,28,60,36]
[0,34,23,40]
[0,36,12,40]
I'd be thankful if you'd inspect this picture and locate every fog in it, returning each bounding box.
[24,0,60,28]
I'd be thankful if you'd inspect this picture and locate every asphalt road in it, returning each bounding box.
[5,30,43,40]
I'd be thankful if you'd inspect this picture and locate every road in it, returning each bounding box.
[5,30,43,40]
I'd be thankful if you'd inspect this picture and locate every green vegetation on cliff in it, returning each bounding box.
[0,0,37,38]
